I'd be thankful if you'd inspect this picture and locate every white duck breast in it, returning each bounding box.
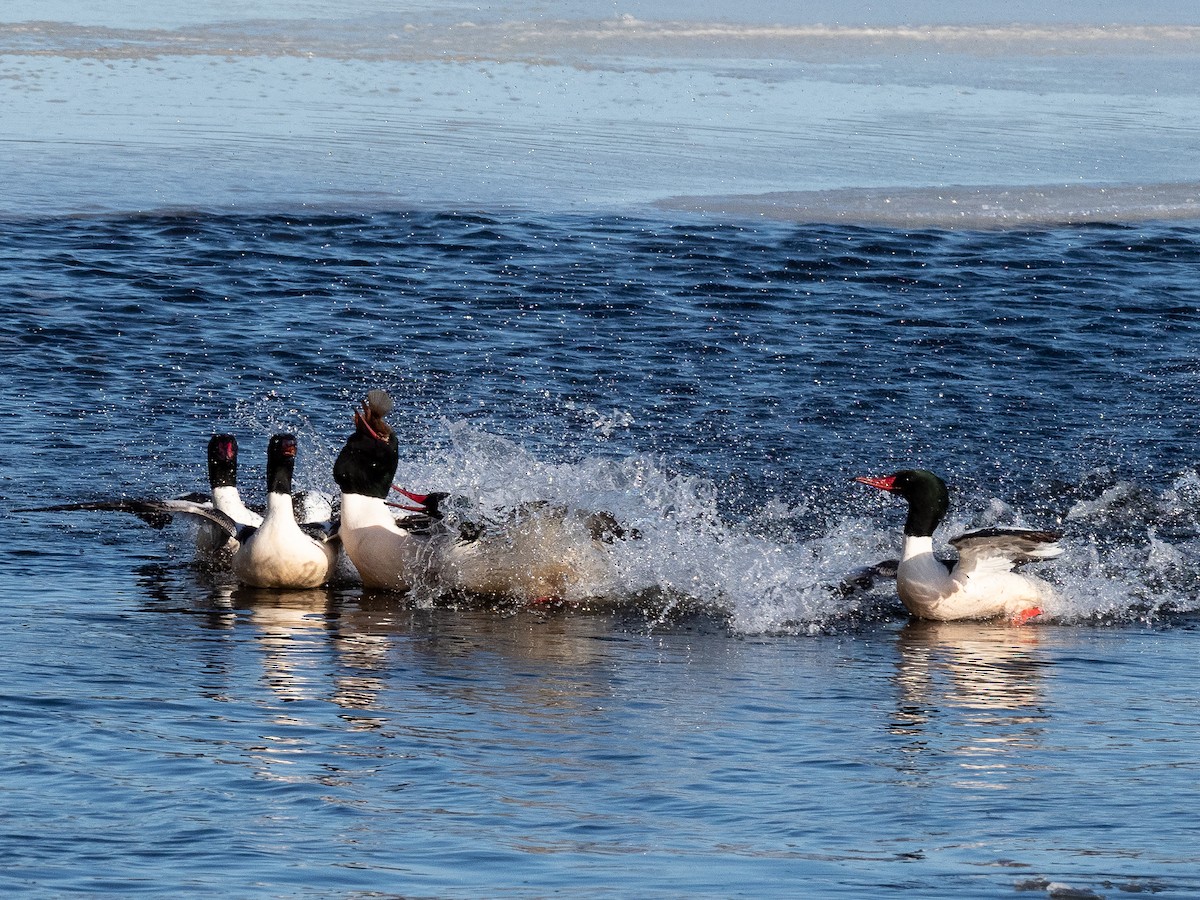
[19,433,338,590]
[857,470,1062,624]
[233,489,337,589]
[332,391,621,601]
[336,491,444,592]
[227,433,337,589]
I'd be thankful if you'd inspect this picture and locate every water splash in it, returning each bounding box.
[386,423,898,630]
[390,426,1200,631]
[1048,468,1200,622]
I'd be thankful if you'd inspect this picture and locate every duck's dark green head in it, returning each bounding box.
[856,468,949,537]
[207,433,239,489]
[333,392,399,499]
[266,433,298,496]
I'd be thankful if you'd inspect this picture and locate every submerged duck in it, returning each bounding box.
[333,390,621,601]
[856,469,1061,624]
[23,434,338,589]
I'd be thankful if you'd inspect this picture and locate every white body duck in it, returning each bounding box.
[196,433,263,559]
[23,434,338,589]
[333,391,616,601]
[857,469,1061,624]
[226,433,338,588]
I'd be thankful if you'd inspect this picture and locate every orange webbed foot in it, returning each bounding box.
[1010,606,1043,626]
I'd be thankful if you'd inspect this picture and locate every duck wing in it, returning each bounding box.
[299,520,340,545]
[949,528,1062,576]
[18,498,248,543]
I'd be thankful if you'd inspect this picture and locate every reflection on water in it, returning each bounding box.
[135,562,626,727]
[130,562,652,809]
[890,621,1051,789]
[224,586,344,704]
[15,557,1197,897]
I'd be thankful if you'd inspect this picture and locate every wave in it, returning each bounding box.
[368,423,1200,633]
[5,19,1199,63]
[656,183,1200,228]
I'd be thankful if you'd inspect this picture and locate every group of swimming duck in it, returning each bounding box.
[24,389,1063,624]
[28,391,624,604]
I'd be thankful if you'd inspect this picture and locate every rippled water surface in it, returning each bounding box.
[4,0,1200,894]
[3,212,1200,897]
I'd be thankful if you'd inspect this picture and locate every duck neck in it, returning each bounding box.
[264,490,296,520]
[212,484,244,510]
[340,491,399,530]
[267,462,293,496]
[904,506,941,539]
[901,534,935,562]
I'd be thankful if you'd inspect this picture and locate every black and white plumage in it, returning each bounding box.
[198,433,263,558]
[224,433,338,588]
[21,434,338,589]
[332,391,619,600]
[207,432,333,536]
[856,469,1061,623]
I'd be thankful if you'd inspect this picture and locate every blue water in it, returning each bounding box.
[3,211,1200,896]
[4,0,1200,894]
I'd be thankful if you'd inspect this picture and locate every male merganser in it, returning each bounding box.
[856,469,1061,624]
[333,390,616,600]
[197,433,263,558]
[22,434,338,589]
[197,433,332,559]
[331,391,445,592]
[224,433,339,588]
[17,432,262,562]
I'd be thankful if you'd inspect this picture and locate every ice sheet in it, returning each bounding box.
[1,6,1197,223]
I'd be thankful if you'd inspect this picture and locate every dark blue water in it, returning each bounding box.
[3,211,1200,897]
[8,213,1199,485]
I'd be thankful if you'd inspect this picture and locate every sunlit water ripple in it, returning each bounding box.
[3,211,1200,896]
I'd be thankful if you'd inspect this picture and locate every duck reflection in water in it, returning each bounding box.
[225,586,388,716]
[135,563,386,719]
[136,560,618,720]
[890,620,1052,786]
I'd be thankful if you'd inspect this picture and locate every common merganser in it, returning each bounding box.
[205,434,331,527]
[225,433,339,588]
[333,390,618,600]
[22,434,338,589]
[197,433,263,558]
[17,432,262,562]
[856,469,1061,624]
